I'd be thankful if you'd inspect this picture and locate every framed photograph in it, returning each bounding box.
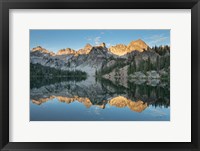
[0,0,200,150]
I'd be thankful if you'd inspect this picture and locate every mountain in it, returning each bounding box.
[127,39,148,52]
[57,48,76,55]
[30,39,170,77]
[31,46,55,56]
[30,43,112,75]
[31,39,149,57]
[72,43,112,75]
[108,39,149,56]
[108,44,127,56]
[57,44,92,56]
[77,43,92,55]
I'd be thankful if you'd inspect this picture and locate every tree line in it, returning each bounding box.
[127,55,170,75]
[30,63,87,78]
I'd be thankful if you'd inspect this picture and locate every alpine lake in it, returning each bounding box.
[30,76,170,121]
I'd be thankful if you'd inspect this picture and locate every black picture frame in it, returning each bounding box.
[0,0,200,150]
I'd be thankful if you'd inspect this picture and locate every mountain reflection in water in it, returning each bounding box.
[30,77,170,121]
[32,96,148,112]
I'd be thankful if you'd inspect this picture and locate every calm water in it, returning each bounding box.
[30,77,170,121]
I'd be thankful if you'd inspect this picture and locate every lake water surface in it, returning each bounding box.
[30,77,170,121]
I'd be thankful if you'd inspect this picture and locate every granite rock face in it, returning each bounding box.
[108,39,149,56]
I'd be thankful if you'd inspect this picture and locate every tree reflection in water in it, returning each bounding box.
[30,77,170,113]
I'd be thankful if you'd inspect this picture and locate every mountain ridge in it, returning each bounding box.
[31,39,149,57]
[30,39,170,77]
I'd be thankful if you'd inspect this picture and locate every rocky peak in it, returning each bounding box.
[57,48,76,55]
[31,39,149,57]
[32,46,49,54]
[77,43,92,55]
[84,43,92,49]
[108,39,149,56]
[127,39,148,52]
[108,44,127,56]
[99,42,106,48]
[31,46,55,56]
[89,44,110,57]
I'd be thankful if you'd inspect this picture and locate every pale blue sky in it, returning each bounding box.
[30,30,170,53]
